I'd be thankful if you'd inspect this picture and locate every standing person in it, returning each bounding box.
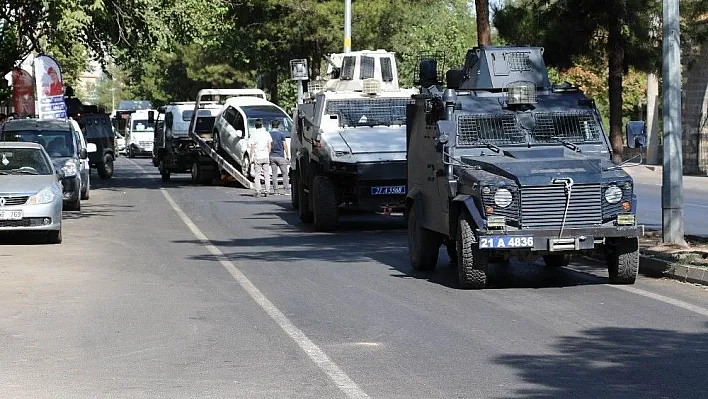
[269,119,290,195]
[249,118,273,197]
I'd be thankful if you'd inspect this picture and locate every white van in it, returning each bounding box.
[212,96,292,178]
[126,109,157,158]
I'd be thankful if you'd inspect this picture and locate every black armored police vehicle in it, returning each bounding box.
[405,46,645,289]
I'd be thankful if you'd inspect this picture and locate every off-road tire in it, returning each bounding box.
[298,178,314,223]
[159,159,171,182]
[64,196,81,212]
[291,173,300,209]
[407,205,441,271]
[543,254,571,268]
[312,176,338,231]
[47,229,62,244]
[606,237,639,284]
[457,215,489,289]
[128,146,135,158]
[97,154,113,179]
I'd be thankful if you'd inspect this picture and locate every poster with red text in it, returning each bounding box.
[34,55,67,119]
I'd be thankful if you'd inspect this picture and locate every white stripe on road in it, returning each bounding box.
[160,188,370,399]
[608,285,708,318]
[686,203,708,209]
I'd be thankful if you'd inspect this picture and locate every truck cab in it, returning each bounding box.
[126,109,157,158]
[406,46,645,289]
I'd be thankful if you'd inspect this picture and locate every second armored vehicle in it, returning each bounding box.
[406,46,645,288]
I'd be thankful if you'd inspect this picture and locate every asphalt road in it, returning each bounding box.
[2,156,708,398]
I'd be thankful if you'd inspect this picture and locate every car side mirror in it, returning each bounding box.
[86,143,97,153]
[148,111,155,124]
[79,148,88,159]
[626,120,647,149]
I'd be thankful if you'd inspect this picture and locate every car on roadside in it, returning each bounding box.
[1,118,95,211]
[115,128,127,155]
[0,142,64,243]
[69,118,91,200]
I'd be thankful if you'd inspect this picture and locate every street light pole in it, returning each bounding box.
[344,0,352,53]
[662,0,685,245]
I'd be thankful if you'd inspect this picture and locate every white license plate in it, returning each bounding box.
[479,236,534,249]
[371,185,406,195]
[0,209,23,220]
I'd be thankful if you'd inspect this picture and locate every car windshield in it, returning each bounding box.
[131,119,155,132]
[456,111,604,147]
[325,98,412,127]
[2,130,76,157]
[241,106,293,138]
[0,148,53,175]
[193,116,216,133]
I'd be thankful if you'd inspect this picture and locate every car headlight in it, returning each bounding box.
[28,186,57,205]
[62,160,78,177]
[494,188,513,208]
[604,185,623,204]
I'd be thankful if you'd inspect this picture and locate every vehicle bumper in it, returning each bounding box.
[342,160,407,211]
[62,176,80,202]
[0,202,62,231]
[475,224,644,252]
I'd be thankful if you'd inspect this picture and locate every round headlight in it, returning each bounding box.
[604,185,623,204]
[494,188,513,208]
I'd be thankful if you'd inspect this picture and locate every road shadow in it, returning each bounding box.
[0,231,53,245]
[493,325,708,398]
[61,203,136,221]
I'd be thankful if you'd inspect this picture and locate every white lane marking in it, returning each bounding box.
[160,188,370,399]
[686,203,708,209]
[608,285,708,318]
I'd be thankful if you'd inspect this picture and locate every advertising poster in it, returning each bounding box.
[34,55,67,119]
[11,68,36,116]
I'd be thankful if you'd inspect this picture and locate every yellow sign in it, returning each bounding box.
[344,37,351,48]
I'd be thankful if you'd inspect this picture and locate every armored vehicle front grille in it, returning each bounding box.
[482,189,520,224]
[457,114,524,146]
[0,196,29,206]
[520,184,602,229]
[532,111,602,143]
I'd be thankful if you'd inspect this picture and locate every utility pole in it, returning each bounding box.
[662,0,686,245]
[344,0,352,53]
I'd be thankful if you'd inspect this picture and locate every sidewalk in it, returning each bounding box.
[623,165,707,191]
[637,231,708,285]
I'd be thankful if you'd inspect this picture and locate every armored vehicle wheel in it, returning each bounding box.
[543,254,571,268]
[606,238,639,284]
[407,205,441,271]
[313,176,338,231]
[97,154,114,179]
[291,174,299,209]
[159,160,171,182]
[298,179,313,223]
[457,215,489,289]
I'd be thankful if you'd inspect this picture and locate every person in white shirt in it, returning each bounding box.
[249,118,273,197]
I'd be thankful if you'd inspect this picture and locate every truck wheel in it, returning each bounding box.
[313,176,338,231]
[457,215,489,289]
[407,204,441,271]
[298,179,313,223]
[291,173,300,209]
[543,254,571,268]
[97,154,114,179]
[159,160,171,182]
[191,160,212,184]
[606,237,639,284]
[128,146,135,158]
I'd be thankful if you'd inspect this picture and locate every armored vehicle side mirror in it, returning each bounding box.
[435,120,456,152]
[446,68,465,90]
[79,148,88,159]
[148,111,155,124]
[87,143,97,153]
[626,120,646,149]
[236,129,245,138]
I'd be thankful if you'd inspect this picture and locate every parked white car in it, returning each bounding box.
[212,97,292,178]
[69,118,93,200]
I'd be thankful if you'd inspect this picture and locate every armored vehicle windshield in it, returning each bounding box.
[325,97,410,127]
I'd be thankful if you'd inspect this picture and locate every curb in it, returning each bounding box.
[639,251,708,286]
